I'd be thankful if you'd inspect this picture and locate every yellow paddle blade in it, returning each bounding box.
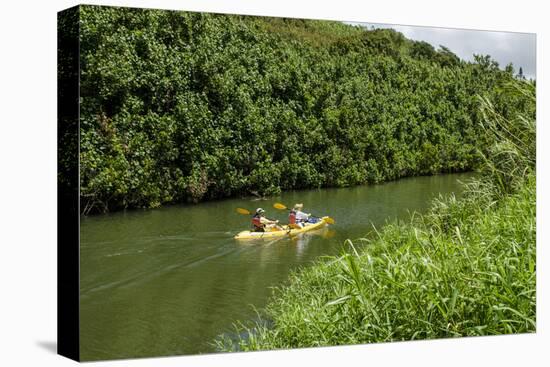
[273,203,287,210]
[324,217,335,225]
[236,208,251,215]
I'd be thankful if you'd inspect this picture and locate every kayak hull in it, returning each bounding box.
[234,216,330,240]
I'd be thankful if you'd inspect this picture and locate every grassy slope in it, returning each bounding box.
[226,175,535,351]
[256,17,364,48]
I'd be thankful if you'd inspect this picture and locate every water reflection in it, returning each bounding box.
[291,227,332,258]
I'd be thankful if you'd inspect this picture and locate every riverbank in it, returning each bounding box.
[218,174,535,351]
[217,81,536,351]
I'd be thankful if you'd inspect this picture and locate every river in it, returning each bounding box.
[79,172,474,360]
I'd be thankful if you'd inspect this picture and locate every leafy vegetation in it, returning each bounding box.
[216,80,536,350]
[73,5,526,213]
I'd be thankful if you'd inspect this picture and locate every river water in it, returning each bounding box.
[79,172,474,360]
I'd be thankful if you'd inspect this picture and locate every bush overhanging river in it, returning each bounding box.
[67,6,531,213]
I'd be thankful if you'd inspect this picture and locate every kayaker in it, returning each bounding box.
[252,208,280,232]
[290,203,311,228]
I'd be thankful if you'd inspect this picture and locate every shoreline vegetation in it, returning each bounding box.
[73,6,530,214]
[217,81,535,351]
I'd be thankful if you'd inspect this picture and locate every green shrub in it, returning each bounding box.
[69,5,528,213]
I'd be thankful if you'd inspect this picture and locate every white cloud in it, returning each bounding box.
[352,22,536,79]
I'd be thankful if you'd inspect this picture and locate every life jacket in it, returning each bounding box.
[289,209,296,225]
[252,214,263,229]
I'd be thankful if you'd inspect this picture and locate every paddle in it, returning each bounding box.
[236,207,252,215]
[273,203,335,225]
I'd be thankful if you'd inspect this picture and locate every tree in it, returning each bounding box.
[505,63,515,76]
[409,40,436,60]
[517,67,525,80]
[436,46,460,67]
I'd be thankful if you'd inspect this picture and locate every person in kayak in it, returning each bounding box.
[252,208,281,232]
[289,203,311,228]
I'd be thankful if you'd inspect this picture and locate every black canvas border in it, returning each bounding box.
[57,4,80,362]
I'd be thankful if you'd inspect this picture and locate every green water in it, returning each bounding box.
[79,173,474,360]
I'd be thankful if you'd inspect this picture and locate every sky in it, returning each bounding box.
[352,22,536,79]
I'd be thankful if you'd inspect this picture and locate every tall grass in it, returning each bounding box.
[216,80,536,351]
[477,81,535,197]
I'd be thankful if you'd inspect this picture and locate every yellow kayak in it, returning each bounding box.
[234,216,330,240]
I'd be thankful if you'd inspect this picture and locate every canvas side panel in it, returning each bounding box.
[57,5,80,362]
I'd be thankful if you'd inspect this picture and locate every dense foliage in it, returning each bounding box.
[75,5,524,213]
[216,80,536,350]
